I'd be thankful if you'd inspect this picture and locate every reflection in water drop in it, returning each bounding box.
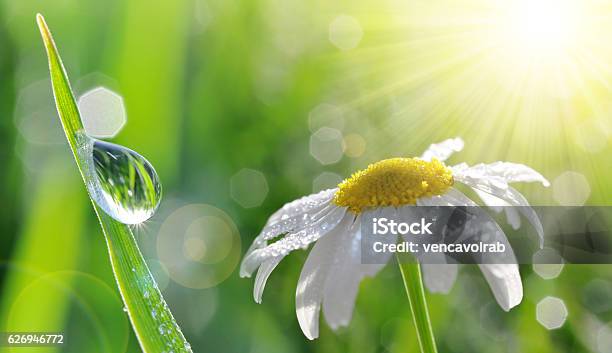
[77,133,162,224]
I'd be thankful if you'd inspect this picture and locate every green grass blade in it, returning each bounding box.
[397,257,438,353]
[36,14,192,353]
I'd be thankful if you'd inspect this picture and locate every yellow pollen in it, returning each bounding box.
[333,158,453,213]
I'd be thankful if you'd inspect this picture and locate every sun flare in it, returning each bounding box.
[336,0,612,171]
[483,0,589,98]
[499,0,580,53]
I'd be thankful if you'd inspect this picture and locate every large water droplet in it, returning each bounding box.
[78,133,162,224]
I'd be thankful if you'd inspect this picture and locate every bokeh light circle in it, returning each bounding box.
[536,296,568,330]
[597,323,612,353]
[157,204,242,289]
[532,248,564,280]
[184,216,234,264]
[328,14,363,50]
[8,271,129,353]
[582,279,612,314]
[230,168,269,208]
[312,171,343,192]
[309,127,344,165]
[343,133,366,158]
[552,171,590,206]
[77,86,126,138]
[308,103,345,132]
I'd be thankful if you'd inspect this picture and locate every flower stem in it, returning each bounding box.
[397,257,438,353]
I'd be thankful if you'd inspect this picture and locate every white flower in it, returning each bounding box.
[240,138,549,340]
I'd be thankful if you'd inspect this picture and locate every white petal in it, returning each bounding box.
[472,216,523,310]
[475,189,521,230]
[416,195,446,206]
[504,207,521,230]
[253,256,282,303]
[412,198,462,294]
[242,191,337,270]
[254,190,337,248]
[453,163,544,247]
[249,203,332,251]
[322,213,388,330]
[322,264,363,330]
[487,162,550,186]
[240,206,347,277]
[461,177,544,247]
[502,187,543,246]
[421,262,458,294]
[420,137,464,162]
[321,220,361,329]
[474,189,506,212]
[417,188,477,207]
[266,188,337,226]
[419,186,524,308]
[441,188,479,206]
[452,162,549,187]
[425,191,523,307]
[296,215,354,340]
[478,263,523,311]
[452,166,509,197]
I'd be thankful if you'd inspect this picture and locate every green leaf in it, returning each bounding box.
[397,256,438,353]
[36,14,192,353]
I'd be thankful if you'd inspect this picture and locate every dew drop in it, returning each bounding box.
[122,306,128,312]
[77,133,162,224]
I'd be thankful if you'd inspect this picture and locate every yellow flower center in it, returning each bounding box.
[333,158,454,213]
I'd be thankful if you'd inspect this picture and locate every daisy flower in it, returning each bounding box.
[240,138,549,340]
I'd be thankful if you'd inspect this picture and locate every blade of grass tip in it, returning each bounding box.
[396,255,438,353]
[36,14,192,353]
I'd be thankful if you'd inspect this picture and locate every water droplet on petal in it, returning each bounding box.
[78,133,162,224]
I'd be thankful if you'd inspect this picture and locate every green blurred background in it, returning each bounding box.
[1,0,612,352]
